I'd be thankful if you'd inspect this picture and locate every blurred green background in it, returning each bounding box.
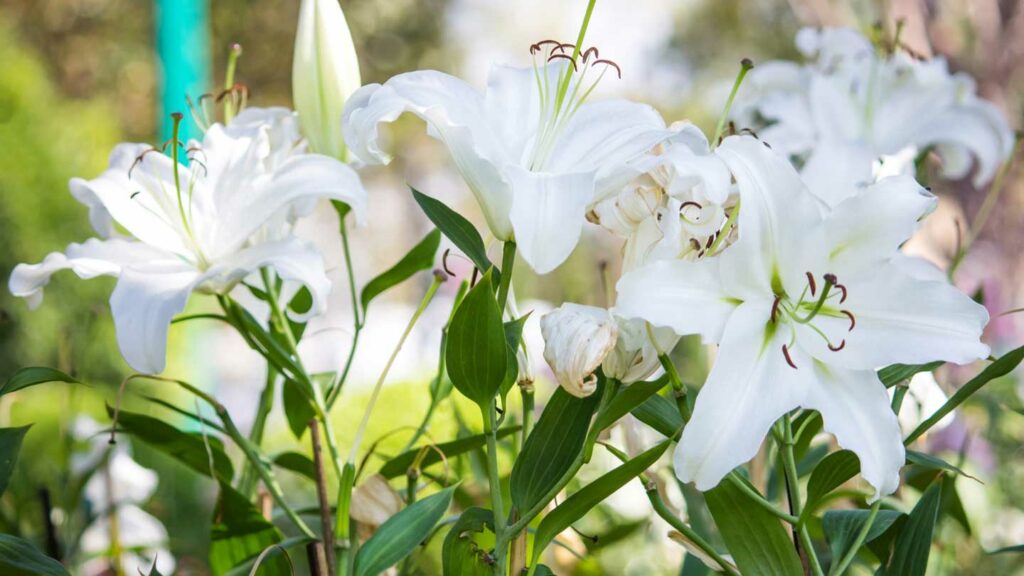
[1,0,1023,574]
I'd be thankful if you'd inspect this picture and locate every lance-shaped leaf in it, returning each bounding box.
[441,507,494,576]
[802,450,860,520]
[704,477,804,576]
[379,427,520,479]
[631,393,684,438]
[0,533,69,576]
[272,452,317,482]
[878,362,943,388]
[412,188,496,280]
[1,367,79,397]
[0,425,31,497]
[108,405,234,482]
[531,439,671,563]
[511,386,601,512]
[355,485,457,576]
[446,271,507,408]
[823,508,903,567]
[882,476,944,576]
[361,229,441,312]
[209,481,289,576]
[592,375,669,434]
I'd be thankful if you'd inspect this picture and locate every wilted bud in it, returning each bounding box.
[603,317,678,384]
[350,474,402,529]
[540,304,618,398]
[293,0,362,159]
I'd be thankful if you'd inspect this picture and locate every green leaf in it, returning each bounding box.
[355,485,457,576]
[499,315,530,398]
[882,476,944,576]
[906,345,1024,443]
[878,362,943,388]
[532,439,671,562]
[592,375,669,434]
[704,478,804,576]
[533,565,555,576]
[906,450,979,482]
[1,367,79,397]
[823,509,903,566]
[379,427,520,479]
[411,188,496,279]
[441,507,494,576]
[224,536,311,576]
[802,449,860,520]
[511,386,601,512]
[631,393,684,438]
[989,544,1024,554]
[282,377,317,439]
[361,229,441,312]
[0,425,30,497]
[108,405,234,482]
[272,451,316,482]
[445,271,507,408]
[0,533,69,575]
[209,481,289,576]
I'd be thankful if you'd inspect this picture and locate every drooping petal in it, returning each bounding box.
[799,140,875,207]
[202,238,333,322]
[804,364,905,501]
[9,238,171,308]
[801,260,990,369]
[675,301,814,490]
[110,262,202,374]
[540,303,618,398]
[614,258,737,344]
[715,135,827,299]
[604,316,677,384]
[342,70,514,238]
[507,166,593,274]
[824,175,936,276]
[913,100,1015,188]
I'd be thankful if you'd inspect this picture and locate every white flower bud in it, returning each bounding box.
[540,304,618,398]
[603,316,678,384]
[293,0,362,159]
[350,474,402,528]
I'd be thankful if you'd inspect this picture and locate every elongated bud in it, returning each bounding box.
[293,0,361,160]
[349,474,402,529]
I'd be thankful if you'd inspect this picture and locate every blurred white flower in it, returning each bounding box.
[343,45,676,273]
[895,371,955,434]
[540,304,618,397]
[83,452,158,509]
[293,0,362,159]
[350,474,403,529]
[80,505,174,575]
[9,108,366,373]
[617,135,989,500]
[733,27,1014,206]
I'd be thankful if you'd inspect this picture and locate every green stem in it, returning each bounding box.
[520,385,535,452]
[657,353,691,422]
[707,198,740,255]
[238,365,278,496]
[711,59,754,147]
[327,217,363,408]
[224,43,242,123]
[780,415,825,576]
[484,402,508,573]
[496,241,516,314]
[335,462,356,574]
[553,0,597,107]
[828,500,881,576]
[726,473,798,524]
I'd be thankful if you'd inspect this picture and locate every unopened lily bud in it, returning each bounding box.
[540,304,618,398]
[604,317,678,384]
[293,0,361,160]
[349,474,402,529]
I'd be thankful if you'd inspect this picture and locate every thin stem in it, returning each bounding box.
[348,273,444,464]
[309,420,337,576]
[780,415,825,576]
[657,353,691,422]
[224,43,242,123]
[327,217,363,408]
[707,198,741,256]
[520,385,535,452]
[828,500,881,576]
[496,241,516,314]
[711,59,754,147]
[553,0,598,106]
[238,366,278,496]
[726,473,798,524]
[484,402,508,573]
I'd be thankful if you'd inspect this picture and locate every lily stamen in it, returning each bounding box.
[841,310,857,331]
[781,344,798,369]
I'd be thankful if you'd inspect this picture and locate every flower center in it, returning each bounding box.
[527,40,621,171]
[771,271,856,369]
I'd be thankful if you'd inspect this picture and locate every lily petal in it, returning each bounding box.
[914,100,1015,188]
[800,140,875,207]
[805,364,904,501]
[675,301,814,490]
[614,258,736,344]
[507,167,593,274]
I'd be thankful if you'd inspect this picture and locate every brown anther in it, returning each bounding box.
[593,58,622,79]
[841,310,856,331]
[689,238,701,251]
[679,201,702,212]
[823,273,837,285]
[129,147,161,179]
[828,339,846,352]
[834,283,848,303]
[581,46,600,63]
[782,344,798,369]
[806,272,817,297]
[705,235,714,249]
[548,53,578,71]
[170,112,184,121]
[727,120,736,136]
[770,295,782,323]
[470,267,481,287]
[442,248,455,276]
[739,127,760,138]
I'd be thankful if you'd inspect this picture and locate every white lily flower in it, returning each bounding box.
[343,42,676,273]
[83,451,159,509]
[540,303,675,396]
[896,371,955,434]
[616,135,989,500]
[9,108,367,374]
[293,0,362,159]
[734,26,1014,206]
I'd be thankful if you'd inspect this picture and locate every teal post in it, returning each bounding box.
[156,0,210,143]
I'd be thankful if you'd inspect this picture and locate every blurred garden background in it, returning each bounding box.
[1,0,1023,574]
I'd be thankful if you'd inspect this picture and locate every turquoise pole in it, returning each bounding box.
[156,0,210,144]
